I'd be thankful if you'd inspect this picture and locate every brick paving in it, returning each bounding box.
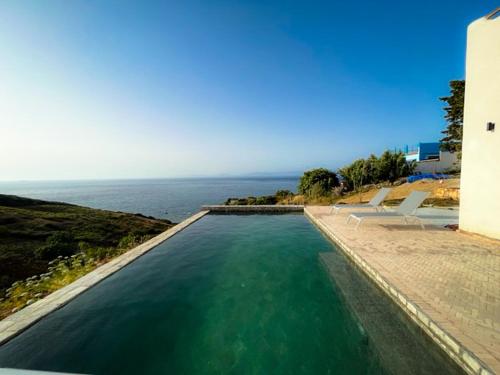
[306,206,500,374]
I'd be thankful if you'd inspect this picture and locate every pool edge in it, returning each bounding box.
[304,207,493,375]
[0,210,210,346]
[201,204,304,212]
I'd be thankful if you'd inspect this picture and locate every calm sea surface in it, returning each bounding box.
[0,177,298,222]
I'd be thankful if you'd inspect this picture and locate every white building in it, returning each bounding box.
[459,8,500,240]
[413,151,459,174]
[403,142,459,173]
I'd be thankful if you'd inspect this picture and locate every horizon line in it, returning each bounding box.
[0,174,305,183]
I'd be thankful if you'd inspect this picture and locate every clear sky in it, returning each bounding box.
[0,0,494,180]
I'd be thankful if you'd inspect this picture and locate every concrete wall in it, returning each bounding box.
[459,10,500,240]
[415,151,459,173]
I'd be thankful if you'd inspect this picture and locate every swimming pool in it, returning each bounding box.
[0,214,461,374]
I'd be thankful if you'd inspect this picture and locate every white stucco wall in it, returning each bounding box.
[459,10,500,239]
[415,151,459,174]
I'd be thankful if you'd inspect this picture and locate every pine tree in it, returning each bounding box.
[440,80,465,156]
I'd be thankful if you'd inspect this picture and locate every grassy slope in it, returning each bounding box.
[336,178,460,206]
[0,194,173,290]
[276,178,460,206]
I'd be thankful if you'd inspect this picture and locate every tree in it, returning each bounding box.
[392,151,416,182]
[376,150,414,182]
[440,80,465,156]
[338,159,366,193]
[298,168,339,197]
[338,150,416,191]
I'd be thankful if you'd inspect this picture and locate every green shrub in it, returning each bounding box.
[275,190,294,200]
[35,232,76,260]
[246,196,257,205]
[118,234,141,249]
[255,195,277,205]
[225,195,277,205]
[84,246,115,260]
[298,168,339,197]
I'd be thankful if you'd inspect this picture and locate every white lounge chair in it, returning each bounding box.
[331,188,392,214]
[347,191,430,230]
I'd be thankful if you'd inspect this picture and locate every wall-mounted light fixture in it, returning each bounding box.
[486,122,495,132]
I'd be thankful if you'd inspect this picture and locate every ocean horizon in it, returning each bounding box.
[0,177,299,223]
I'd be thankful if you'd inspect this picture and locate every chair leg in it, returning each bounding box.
[416,217,425,230]
[347,215,352,224]
[355,218,363,230]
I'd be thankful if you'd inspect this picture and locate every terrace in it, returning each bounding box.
[306,205,500,374]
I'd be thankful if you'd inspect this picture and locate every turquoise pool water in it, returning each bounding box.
[0,214,461,374]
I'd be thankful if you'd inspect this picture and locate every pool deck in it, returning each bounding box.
[305,205,500,375]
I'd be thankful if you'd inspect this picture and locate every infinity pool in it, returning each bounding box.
[0,214,461,374]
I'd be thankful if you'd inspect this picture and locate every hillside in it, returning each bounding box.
[273,178,460,206]
[0,194,173,291]
[336,178,460,206]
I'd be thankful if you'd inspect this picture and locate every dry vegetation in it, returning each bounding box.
[337,178,460,206]
[278,178,460,207]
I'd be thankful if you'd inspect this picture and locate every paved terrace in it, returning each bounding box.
[306,206,500,375]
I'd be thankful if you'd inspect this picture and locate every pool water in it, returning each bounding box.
[0,214,461,374]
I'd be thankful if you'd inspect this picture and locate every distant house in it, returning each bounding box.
[403,142,459,173]
[459,8,500,240]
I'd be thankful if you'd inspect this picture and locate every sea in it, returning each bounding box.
[0,177,299,223]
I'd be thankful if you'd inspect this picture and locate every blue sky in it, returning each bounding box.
[0,0,494,179]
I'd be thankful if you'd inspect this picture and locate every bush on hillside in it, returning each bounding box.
[298,168,340,197]
[255,195,277,205]
[35,232,76,260]
[225,195,277,205]
[275,190,294,200]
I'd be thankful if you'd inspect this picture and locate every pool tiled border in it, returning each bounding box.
[0,210,210,346]
[304,207,493,375]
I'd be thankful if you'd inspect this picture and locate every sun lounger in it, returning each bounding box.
[346,191,430,230]
[331,188,392,214]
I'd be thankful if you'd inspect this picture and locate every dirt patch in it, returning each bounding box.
[337,178,460,207]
